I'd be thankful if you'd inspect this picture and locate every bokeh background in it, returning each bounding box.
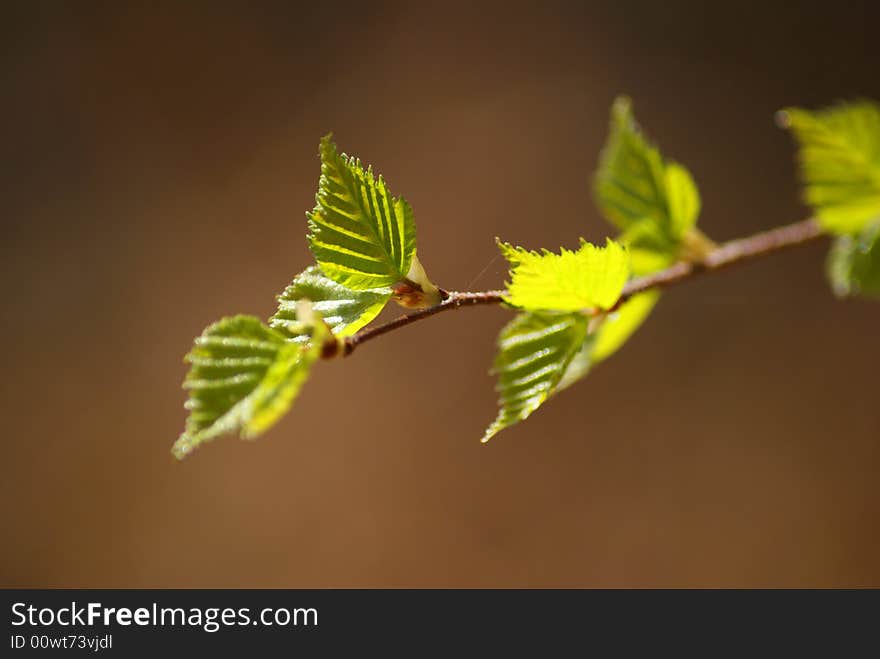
[3,1,878,587]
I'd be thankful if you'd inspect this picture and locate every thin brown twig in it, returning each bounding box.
[343,217,825,356]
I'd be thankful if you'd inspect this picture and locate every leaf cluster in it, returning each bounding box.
[173,136,439,457]
[174,97,880,456]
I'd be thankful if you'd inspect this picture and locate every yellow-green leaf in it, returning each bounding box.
[780,100,880,234]
[591,290,661,363]
[498,238,630,312]
[826,220,880,299]
[483,312,589,442]
[594,96,701,242]
[555,335,596,393]
[270,265,390,340]
[665,162,702,239]
[307,135,420,290]
[618,221,678,276]
[172,313,327,459]
[552,291,661,396]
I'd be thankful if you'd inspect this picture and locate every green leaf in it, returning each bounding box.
[556,334,596,393]
[498,238,630,311]
[270,265,390,340]
[594,96,701,242]
[665,162,702,239]
[483,312,589,442]
[307,135,418,290]
[780,100,880,234]
[591,290,661,363]
[826,220,880,299]
[172,314,327,459]
[580,97,706,369]
[618,221,677,276]
[550,291,661,397]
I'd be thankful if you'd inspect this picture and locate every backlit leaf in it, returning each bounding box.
[307,135,420,290]
[549,291,661,397]
[172,314,327,459]
[584,97,705,378]
[665,162,702,239]
[591,290,661,363]
[270,265,390,340]
[594,96,701,243]
[483,312,589,442]
[618,221,677,276]
[555,334,596,393]
[826,220,880,299]
[780,100,880,234]
[498,238,629,312]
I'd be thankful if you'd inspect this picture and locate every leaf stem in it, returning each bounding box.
[343,217,825,356]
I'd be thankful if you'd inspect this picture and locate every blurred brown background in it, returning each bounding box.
[2,1,878,587]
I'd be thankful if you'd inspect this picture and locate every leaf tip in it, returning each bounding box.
[480,425,499,443]
[318,133,337,162]
[172,434,194,460]
[496,238,521,265]
[611,94,633,118]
